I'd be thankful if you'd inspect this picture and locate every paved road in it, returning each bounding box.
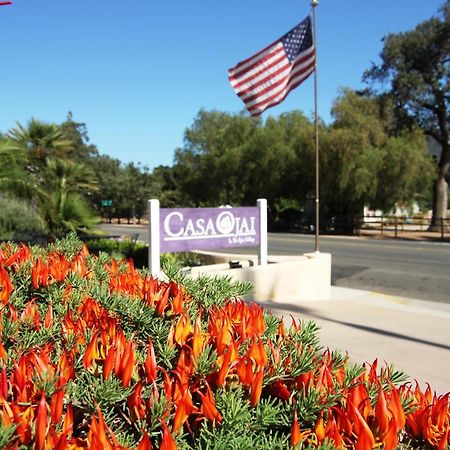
[265,233,450,304]
[99,224,450,304]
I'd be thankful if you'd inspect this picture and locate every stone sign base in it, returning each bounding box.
[186,251,332,303]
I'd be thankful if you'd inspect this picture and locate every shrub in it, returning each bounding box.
[85,237,149,268]
[0,196,47,242]
[85,237,202,269]
[0,234,448,449]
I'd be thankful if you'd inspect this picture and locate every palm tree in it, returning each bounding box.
[8,118,73,171]
[0,133,43,200]
[0,135,48,240]
[3,121,100,239]
[42,158,100,237]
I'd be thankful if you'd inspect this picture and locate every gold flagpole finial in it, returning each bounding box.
[311,0,319,6]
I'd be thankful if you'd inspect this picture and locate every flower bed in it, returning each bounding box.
[0,235,448,449]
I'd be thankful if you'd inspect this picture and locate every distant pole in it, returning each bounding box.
[311,0,320,252]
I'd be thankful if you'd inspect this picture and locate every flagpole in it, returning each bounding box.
[311,0,319,252]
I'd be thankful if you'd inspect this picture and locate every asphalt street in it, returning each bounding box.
[99,224,450,304]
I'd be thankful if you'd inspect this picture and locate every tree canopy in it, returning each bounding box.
[173,99,434,226]
[364,0,450,226]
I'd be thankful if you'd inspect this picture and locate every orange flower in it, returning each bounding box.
[43,304,54,328]
[382,415,399,450]
[353,405,375,450]
[0,342,6,362]
[277,320,285,338]
[13,403,33,444]
[48,252,71,283]
[249,369,264,407]
[215,322,233,355]
[160,419,178,450]
[192,314,205,360]
[387,386,405,432]
[215,344,233,387]
[236,356,253,386]
[118,339,136,387]
[248,338,268,368]
[375,388,390,435]
[145,339,158,383]
[269,379,291,402]
[70,252,87,277]
[137,431,152,450]
[198,382,222,424]
[324,415,345,448]
[173,314,192,346]
[31,258,49,289]
[88,405,113,450]
[50,388,64,424]
[57,351,75,384]
[296,371,314,390]
[0,266,13,305]
[128,382,146,421]
[62,403,73,438]
[155,286,170,316]
[103,346,115,381]
[315,415,326,442]
[290,409,302,447]
[171,285,184,315]
[248,302,266,335]
[315,363,333,392]
[3,243,31,268]
[172,389,194,432]
[176,349,194,376]
[35,391,48,450]
[83,332,99,369]
[20,301,40,330]
[0,367,7,399]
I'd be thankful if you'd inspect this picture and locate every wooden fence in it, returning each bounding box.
[358,216,449,240]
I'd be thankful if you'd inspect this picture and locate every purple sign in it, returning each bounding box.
[159,207,260,253]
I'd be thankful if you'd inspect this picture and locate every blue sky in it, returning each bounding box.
[0,0,443,169]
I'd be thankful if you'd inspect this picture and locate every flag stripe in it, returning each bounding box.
[236,47,315,101]
[228,41,282,79]
[230,47,287,91]
[243,50,315,110]
[237,58,291,100]
[248,65,315,116]
[228,15,315,117]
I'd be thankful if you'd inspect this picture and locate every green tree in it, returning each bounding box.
[90,155,124,222]
[373,129,434,212]
[38,158,99,237]
[150,165,186,207]
[120,162,152,223]
[59,112,99,163]
[321,89,434,220]
[173,110,258,206]
[364,1,450,227]
[7,118,73,172]
[240,111,315,221]
[0,134,32,197]
[4,119,100,238]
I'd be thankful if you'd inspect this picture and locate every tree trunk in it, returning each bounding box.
[430,139,449,231]
[430,176,448,229]
[429,98,450,230]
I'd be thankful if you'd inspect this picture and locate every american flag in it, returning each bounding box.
[228,16,315,117]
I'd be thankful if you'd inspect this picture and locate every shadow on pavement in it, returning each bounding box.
[257,300,450,352]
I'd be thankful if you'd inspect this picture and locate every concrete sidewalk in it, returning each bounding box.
[257,287,450,395]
